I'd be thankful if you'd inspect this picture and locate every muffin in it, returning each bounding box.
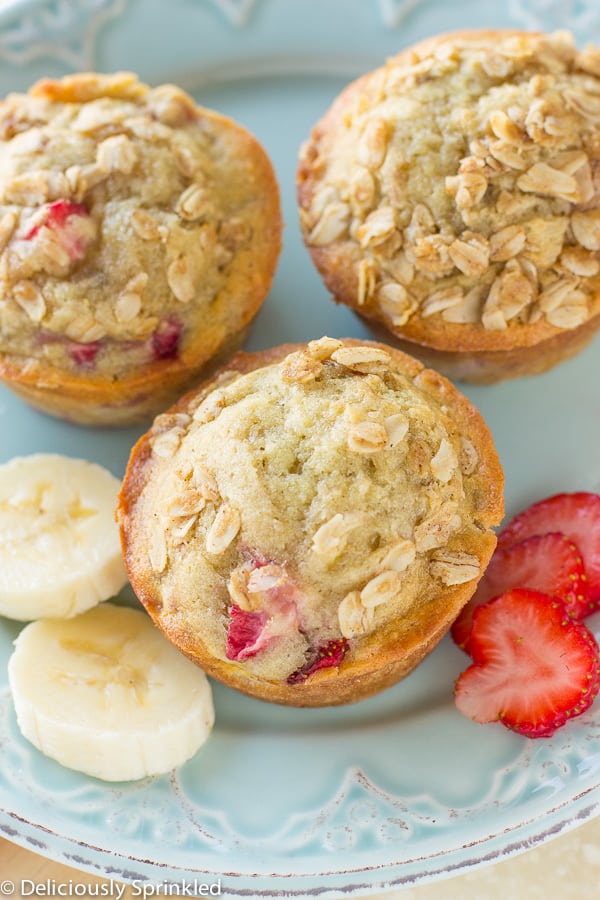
[0,72,282,425]
[297,30,600,383]
[118,337,504,706]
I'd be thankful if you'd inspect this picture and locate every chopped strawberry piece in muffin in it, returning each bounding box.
[454,589,600,738]
[225,556,350,681]
[225,605,270,661]
[498,492,600,608]
[28,199,88,233]
[452,532,590,652]
[68,341,101,368]
[245,563,303,617]
[225,559,304,663]
[287,638,350,684]
[152,316,182,360]
[25,199,95,262]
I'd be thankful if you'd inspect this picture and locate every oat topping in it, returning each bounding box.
[430,437,458,483]
[380,538,416,572]
[309,202,350,246]
[347,419,388,454]
[306,335,344,359]
[227,563,256,612]
[148,525,168,575]
[299,31,600,335]
[311,513,360,562]
[459,437,479,475]
[149,411,190,459]
[337,591,373,639]
[428,550,481,585]
[360,570,403,608]
[205,504,241,555]
[281,349,324,384]
[383,412,409,448]
[167,489,207,519]
[330,345,391,372]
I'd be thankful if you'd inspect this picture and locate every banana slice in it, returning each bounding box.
[0,453,127,620]
[8,603,215,781]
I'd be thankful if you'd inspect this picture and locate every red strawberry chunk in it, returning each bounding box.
[25,200,93,261]
[499,493,600,608]
[452,532,590,652]
[68,341,101,367]
[225,605,270,661]
[454,589,600,738]
[152,316,182,360]
[287,638,349,684]
[225,558,305,665]
[44,199,89,231]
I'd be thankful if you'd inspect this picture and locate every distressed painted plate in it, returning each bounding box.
[1,0,600,896]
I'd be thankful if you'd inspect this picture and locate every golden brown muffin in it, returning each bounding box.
[0,72,281,424]
[297,30,600,383]
[118,337,504,706]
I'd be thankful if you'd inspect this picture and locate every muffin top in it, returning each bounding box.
[0,72,281,377]
[298,30,600,351]
[120,338,503,692]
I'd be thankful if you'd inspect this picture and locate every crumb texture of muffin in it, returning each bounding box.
[297,31,600,382]
[118,337,504,706]
[0,72,281,424]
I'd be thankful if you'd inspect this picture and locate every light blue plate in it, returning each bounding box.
[1,1,600,897]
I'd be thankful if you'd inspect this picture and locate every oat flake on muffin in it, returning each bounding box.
[0,72,281,424]
[118,337,504,707]
[297,30,600,382]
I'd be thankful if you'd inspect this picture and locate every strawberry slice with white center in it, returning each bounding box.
[452,532,590,652]
[454,589,600,738]
[25,199,95,262]
[498,493,600,608]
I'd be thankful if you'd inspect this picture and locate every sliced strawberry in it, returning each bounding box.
[152,316,182,360]
[25,199,93,261]
[287,638,349,684]
[454,589,600,738]
[225,605,270,661]
[452,532,590,652]
[498,492,600,610]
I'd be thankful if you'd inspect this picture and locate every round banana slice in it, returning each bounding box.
[0,453,127,620]
[8,603,215,781]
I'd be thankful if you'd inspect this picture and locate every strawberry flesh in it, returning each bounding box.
[499,492,600,608]
[452,532,590,653]
[25,199,92,261]
[225,605,270,661]
[287,638,349,684]
[68,341,101,367]
[454,589,600,738]
[33,199,88,232]
[152,316,182,360]
[224,560,302,662]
